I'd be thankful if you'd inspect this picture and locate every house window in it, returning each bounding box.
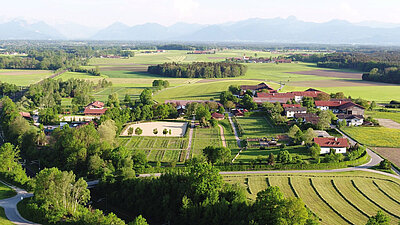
[348,110,352,115]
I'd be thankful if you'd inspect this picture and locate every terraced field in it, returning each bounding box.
[223,171,400,225]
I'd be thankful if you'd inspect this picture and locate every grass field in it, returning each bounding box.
[341,127,400,147]
[236,145,309,163]
[236,116,286,138]
[223,171,400,225]
[0,69,53,86]
[191,126,222,156]
[0,182,16,200]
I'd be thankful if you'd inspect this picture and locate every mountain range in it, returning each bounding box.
[2,17,400,45]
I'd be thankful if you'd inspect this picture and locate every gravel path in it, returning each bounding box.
[185,116,195,159]
[218,124,227,147]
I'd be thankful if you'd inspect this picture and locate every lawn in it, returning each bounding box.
[191,126,222,156]
[223,171,400,225]
[56,71,107,80]
[0,69,53,86]
[341,126,400,147]
[235,116,286,138]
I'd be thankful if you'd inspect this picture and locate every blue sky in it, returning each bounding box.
[1,0,400,27]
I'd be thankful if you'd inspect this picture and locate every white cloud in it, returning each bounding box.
[173,0,200,19]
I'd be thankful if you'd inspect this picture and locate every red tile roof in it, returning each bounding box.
[19,112,31,118]
[315,100,351,107]
[313,137,349,148]
[338,102,365,110]
[282,104,301,108]
[211,112,225,119]
[87,101,105,108]
[84,108,108,115]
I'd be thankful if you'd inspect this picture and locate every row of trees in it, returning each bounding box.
[25,78,111,108]
[148,62,247,78]
[362,67,400,84]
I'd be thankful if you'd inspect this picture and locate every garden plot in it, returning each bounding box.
[121,121,188,137]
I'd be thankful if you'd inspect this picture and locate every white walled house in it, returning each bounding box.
[313,137,349,154]
[337,114,364,126]
[284,106,307,118]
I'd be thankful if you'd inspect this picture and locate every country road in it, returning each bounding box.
[185,116,195,160]
[218,124,227,147]
[0,181,38,225]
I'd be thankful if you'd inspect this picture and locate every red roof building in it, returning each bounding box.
[84,108,108,116]
[87,101,105,109]
[282,104,301,108]
[19,112,31,119]
[313,137,349,154]
[211,112,225,120]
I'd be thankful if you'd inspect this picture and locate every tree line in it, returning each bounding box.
[290,52,400,84]
[148,62,247,78]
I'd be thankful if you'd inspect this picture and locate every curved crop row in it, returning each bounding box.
[331,179,370,218]
[372,180,400,205]
[310,178,355,225]
[351,180,400,219]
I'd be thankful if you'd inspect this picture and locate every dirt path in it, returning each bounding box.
[218,124,227,147]
[185,116,195,160]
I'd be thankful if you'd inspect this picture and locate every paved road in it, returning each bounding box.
[0,180,39,225]
[185,116,195,160]
[218,124,227,147]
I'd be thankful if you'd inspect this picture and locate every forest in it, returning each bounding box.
[147,62,247,78]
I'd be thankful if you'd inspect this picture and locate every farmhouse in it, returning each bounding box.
[253,89,326,104]
[337,114,364,126]
[84,101,107,116]
[338,102,365,115]
[284,106,307,118]
[313,137,349,154]
[315,100,351,112]
[240,83,275,94]
[211,112,225,120]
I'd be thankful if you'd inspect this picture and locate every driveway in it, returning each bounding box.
[0,181,39,225]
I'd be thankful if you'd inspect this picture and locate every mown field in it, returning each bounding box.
[372,147,400,169]
[223,171,400,225]
[235,116,286,138]
[0,69,53,86]
[341,127,400,148]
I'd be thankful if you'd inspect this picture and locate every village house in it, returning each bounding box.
[337,114,364,126]
[284,106,307,118]
[253,89,325,104]
[211,112,225,120]
[313,137,349,154]
[294,113,320,125]
[19,111,31,119]
[84,101,107,116]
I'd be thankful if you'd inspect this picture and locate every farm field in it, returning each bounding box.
[153,80,275,103]
[372,147,400,168]
[191,126,223,156]
[235,116,286,138]
[0,69,53,86]
[223,171,400,225]
[119,124,223,162]
[341,127,400,148]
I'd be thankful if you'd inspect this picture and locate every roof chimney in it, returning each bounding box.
[335,137,338,141]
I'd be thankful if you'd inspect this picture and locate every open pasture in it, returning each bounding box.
[341,126,400,148]
[223,171,400,225]
[366,111,400,124]
[0,69,53,86]
[121,121,188,137]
